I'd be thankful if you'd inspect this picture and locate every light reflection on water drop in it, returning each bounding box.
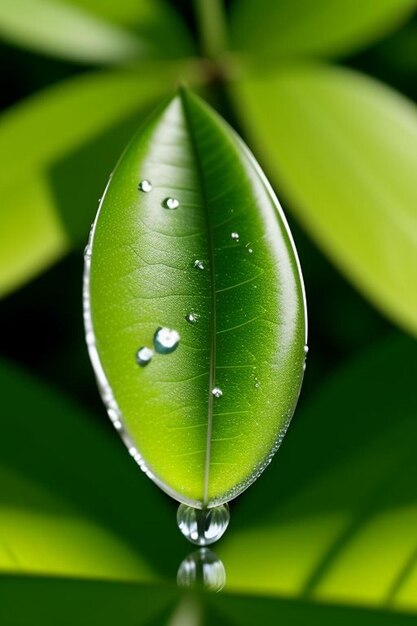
[193,259,205,270]
[136,346,153,366]
[185,312,199,324]
[138,179,152,193]
[164,197,179,210]
[231,232,239,242]
[154,327,180,354]
[177,548,226,593]
[212,387,223,398]
[177,503,230,546]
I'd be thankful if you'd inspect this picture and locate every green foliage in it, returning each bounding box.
[0,0,417,623]
[230,0,417,61]
[1,335,417,621]
[231,64,417,336]
[88,88,306,506]
[0,0,194,63]
[0,70,171,296]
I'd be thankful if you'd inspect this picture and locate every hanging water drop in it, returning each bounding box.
[185,312,199,324]
[304,345,309,354]
[163,197,179,210]
[212,387,223,398]
[194,259,205,270]
[231,232,240,242]
[154,327,180,354]
[136,346,153,366]
[177,548,226,592]
[138,179,152,193]
[177,503,230,546]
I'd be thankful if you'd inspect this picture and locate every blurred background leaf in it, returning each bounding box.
[0,0,194,64]
[231,65,417,336]
[0,70,174,297]
[230,0,417,62]
[0,357,185,579]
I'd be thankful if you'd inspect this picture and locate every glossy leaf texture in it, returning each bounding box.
[230,0,417,63]
[86,88,307,508]
[231,64,417,336]
[0,0,193,64]
[0,69,172,298]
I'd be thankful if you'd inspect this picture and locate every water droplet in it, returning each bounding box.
[163,197,179,210]
[245,243,253,254]
[177,548,226,592]
[185,312,199,324]
[154,327,180,354]
[304,345,309,354]
[254,377,260,389]
[303,362,307,371]
[212,387,223,398]
[136,346,153,366]
[194,259,205,270]
[231,232,239,242]
[177,503,230,546]
[138,179,152,193]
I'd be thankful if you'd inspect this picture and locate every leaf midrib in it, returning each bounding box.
[179,90,216,507]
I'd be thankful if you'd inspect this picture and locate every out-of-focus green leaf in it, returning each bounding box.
[219,334,417,612]
[87,88,306,507]
[0,70,170,298]
[0,357,184,578]
[231,65,417,336]
[230,0,417,62]
[0,0,194,64]
[1,576,416,625]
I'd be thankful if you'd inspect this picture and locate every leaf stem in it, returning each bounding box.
[194,0,228,61]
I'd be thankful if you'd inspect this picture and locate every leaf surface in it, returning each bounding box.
[0,70,169,297]
[87,89,307,507]
[230,0,417,62]
[231,64,417,335]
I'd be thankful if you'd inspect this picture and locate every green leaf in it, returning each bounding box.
[230,0,416,62]
[231,64,417,336]
[87,88,307,508]
[0,70,170,297]
[0,0,193,64]
[219,334,417,611]
[0,357,183,579]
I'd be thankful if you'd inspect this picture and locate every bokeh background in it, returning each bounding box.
[1,1,417,624]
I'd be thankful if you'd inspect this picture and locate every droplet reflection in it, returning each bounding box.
[177,548,226,593]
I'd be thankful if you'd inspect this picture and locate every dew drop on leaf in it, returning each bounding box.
[231,232,240,241]
[136,346,153,366]
[193,259,205,270]
[138,179,152,193]
[185,312,199,324]
[212,387,223,398]
[163,197,179,210]
[154,327,180,354]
